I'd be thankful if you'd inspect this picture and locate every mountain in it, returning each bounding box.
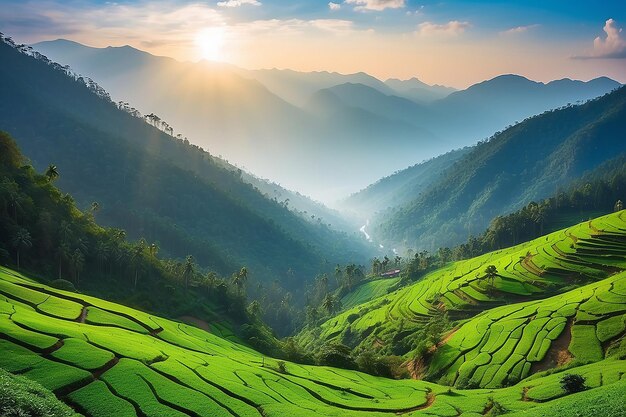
[342,148,471,217]
[430,74,622,144]
[372,85,626,250]
[30,40,441,202]
[0,38,371,290]
[31,40,622,202]
[238,67,398,106]
[385,77,457,103]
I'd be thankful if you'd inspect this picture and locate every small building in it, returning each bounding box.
[380,269,401,278]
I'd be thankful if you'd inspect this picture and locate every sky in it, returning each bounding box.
[0,0,625,88]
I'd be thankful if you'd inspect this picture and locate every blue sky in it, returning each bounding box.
[1,0,625,86]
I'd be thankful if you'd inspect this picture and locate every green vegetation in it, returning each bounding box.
[0,368,80,417]
[372,85,626,251]
[298,212,626,376]
[0,130,285,354]
[341,277,401,310]
[0,35,371,303]
[0,265,625,416]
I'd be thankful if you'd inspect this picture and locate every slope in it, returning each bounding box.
[0,38,370,288]
[341,148,470,217]
[0,265,625,416]
[374,85,626,250]
[298,211,626,359]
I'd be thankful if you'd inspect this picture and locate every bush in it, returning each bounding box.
[49,279,77,292]
[276,361,287,374]
[484,396,507,416]
[560,373,586,394]
[0,369,78,417]
[316,343,357,370]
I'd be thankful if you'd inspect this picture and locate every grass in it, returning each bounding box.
[341,278,400,310]
[0,213,625,416]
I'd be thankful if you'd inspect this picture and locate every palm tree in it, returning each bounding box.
[247,300,261,317]
[12,228,31,270]
[95,241,111,273]
[232,267,248,295]
[71,248,85,287]
[484,265,498,294]
[322,293,338,315]
[371,257,381,275]
[183,255,195,288]
[57,242,71,279]
[90,201,100,215]
[616,200,624,212]
[44,164,59,182]
[131,242,146,289]
[334,265,343,285]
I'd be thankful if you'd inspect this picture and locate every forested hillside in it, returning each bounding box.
[374,86,626,251]
[0,37,371,292]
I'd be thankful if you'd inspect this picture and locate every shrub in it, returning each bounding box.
[49,279,77,292]
[484,396,507,416]
[0,369,78,417]
[316,343,357,370]
[560,373,586,394]
[276,361,287,374]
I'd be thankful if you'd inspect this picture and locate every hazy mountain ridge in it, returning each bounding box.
[373,86,626,251]
[0,39,372,288]
[32,39,620,203]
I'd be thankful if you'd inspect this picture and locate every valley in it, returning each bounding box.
[1,4,626,416]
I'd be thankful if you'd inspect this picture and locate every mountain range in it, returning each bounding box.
[359,85,626,251]
[32,39,622,203]
[0,39,372,290]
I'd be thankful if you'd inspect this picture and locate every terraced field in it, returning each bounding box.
[1,265,625,416]
[341,278,401,310]
[298,212,626,357]
[429,271,626,387]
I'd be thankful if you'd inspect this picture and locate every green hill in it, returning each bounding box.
[0,38,370,290]
[1,265,625,416]
[298,211,626,361]
[373,86,626,251]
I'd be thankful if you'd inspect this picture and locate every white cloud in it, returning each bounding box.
[329,2,341,11]
[593,19,626,58]
[217,0,261,7]
[500,24,539,35]
[345,0,405,12]
[574,18,626,59]
[416,20,470,37]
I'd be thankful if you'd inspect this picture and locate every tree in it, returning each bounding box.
[131,242,146,289]
[484,265,498,294]
[232,267,248,295]
[560,374,586,394]
[183,255,195,288]
[12,228,31,270]
[322,293,339,315]
[71,248,85,286]
[247,300,261,317]
[44,164,59,182]
[372,257,381,275]
[616,200,624,212]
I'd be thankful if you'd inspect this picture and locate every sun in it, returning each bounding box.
[195,28,226,62]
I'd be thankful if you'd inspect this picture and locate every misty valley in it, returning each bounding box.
[0,3,625,417]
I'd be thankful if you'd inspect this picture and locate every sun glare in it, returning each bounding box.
[195,28,226,62]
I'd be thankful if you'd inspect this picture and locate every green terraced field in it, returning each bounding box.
[1,264,625,416]
[341,278,401,310]
[429,271,626,388]
[298,212,626,360]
